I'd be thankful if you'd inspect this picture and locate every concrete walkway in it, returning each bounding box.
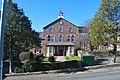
[55,56,67,62]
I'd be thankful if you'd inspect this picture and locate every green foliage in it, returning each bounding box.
[14,67,24,73]
[14,62,34,73]
[19,52,34,63]
[34,54,43,62]
[48,56,55,62]
[88,0,120,47]
[4,0,41,60]
[42,57,49,62]
[22,62,33,72]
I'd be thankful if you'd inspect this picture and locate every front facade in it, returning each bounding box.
[41,11,88,57]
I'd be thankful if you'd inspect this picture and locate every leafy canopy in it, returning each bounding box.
[89,0,120,46]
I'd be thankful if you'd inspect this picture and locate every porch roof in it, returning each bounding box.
[47,42,75,46]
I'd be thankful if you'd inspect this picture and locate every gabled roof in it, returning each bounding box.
[43,18,78,29]
[78,26,88,33]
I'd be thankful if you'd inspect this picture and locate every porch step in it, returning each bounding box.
[55,56,67,62]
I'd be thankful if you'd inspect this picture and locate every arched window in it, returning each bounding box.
[59,35,62,41]
[67,35,70,41]
[52,35,55,42]
[48,35,50,41]
[49,27,53,32]
[59,26,63,32]
[71,35,74,42]
[69,26,72,32]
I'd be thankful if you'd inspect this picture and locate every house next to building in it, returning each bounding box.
[39,10,88,57]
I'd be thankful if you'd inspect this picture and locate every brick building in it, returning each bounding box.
[40,10,88,57]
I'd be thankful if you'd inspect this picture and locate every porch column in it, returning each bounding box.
[71,46,74,56]
[46,46,49,57]
[67,46,70,56]
[52,46,54,56]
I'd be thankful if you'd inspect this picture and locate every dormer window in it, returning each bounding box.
[49,27,53,32]
[69,26,72,32]
[59,26,63,32]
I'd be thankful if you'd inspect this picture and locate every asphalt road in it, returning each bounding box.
[4,67,120,80]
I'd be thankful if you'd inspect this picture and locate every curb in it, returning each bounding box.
[85,63,120,70]
[5,68,81,77]
[5,63,120,77]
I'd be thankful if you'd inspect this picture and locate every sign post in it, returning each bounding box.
[0,0,7,80]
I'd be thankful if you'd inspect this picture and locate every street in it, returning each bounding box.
[4,67,120,80]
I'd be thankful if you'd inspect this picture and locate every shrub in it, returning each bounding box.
[14,67,24,73]
[22,62,33,72]
[34,54,43,62]
[48,56,55,62]
[19,52,34,63]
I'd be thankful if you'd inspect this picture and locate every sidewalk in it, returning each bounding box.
[5,63,120,77]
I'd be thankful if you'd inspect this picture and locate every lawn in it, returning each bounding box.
[42,57,49,62]
[66,56,81,61]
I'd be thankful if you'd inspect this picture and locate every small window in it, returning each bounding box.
[52,35,55,42]
[59,35,62,41]
[71,35,74,42]
[69,26,72,32]
[49,27,53,32]
[48,35,50,41]
[68,35,70,41]
[59,26,63,32]
[59,21,63,25]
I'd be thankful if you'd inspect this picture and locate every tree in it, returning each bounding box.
[88,0,120,62]
[4,0,41,73]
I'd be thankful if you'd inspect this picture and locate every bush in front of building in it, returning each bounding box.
[22,62,34,72]
[48,56,55,62]
[14,60,81,73]
[19,52,34,63]
[14,67,24,73]
[34,54,44,62]
[14,62,34,73]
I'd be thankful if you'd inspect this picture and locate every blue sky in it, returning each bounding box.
[0,0,101,32]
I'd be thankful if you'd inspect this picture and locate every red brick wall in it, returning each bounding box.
[42,19,81,55]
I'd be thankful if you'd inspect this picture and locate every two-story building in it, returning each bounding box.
[40,10,88,57]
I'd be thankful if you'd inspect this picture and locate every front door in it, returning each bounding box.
[59,46,64,56]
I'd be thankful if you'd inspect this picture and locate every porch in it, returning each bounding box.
[46,42,75,57]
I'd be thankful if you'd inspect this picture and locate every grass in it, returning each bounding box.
[42,57,49,62]
[42,56,81,62]
[66,56,81,61]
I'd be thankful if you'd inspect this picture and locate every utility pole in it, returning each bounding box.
[0,0,7,80]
